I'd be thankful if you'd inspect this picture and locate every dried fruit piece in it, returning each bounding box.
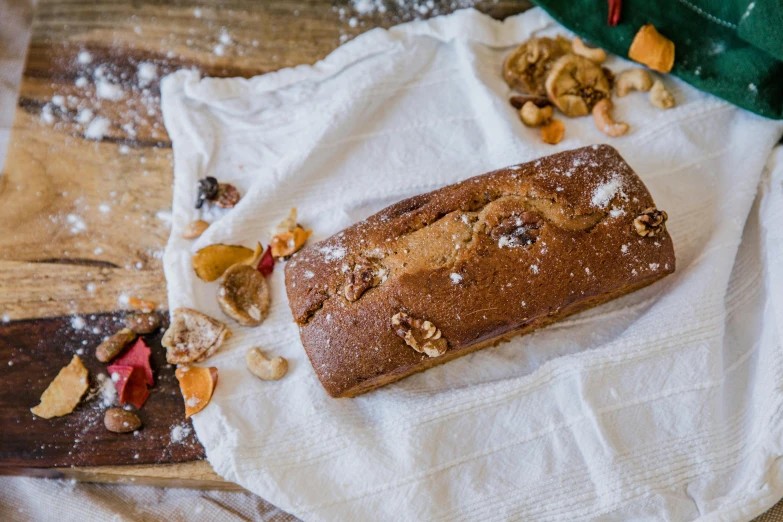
[633,207,668,237]
[545,54,611,117]
[215,183,240,208]
[270,226,311,259]
[270,209,312,259]
[107,365,149,409]
[113,337,154,386]
[572,37,606,64]
[123,312,161,334]
[503,36,572,96]
[192,243,256,282]
[246,347,288,380]
[628,24,675,73]
[541,119,565,144]
[95,328,137,363]
[196,177,219,209]
[520,101,553,127]
[272,207,298,236]
[615,69,653,97]
[649,80,675,109]
[175,366,218,418]
[31,355,89,419]
[162,308,231,364]
[104,408,142,433]
[256,246,275,277]
[183,220,210,239]
[391,312,448,358]
[127,296,157,313]
[592,99,629,137]
[218,264,271,326]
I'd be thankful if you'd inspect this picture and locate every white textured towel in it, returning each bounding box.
[161,8,783,521]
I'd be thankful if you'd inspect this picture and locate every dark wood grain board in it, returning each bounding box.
[0,312,205,468]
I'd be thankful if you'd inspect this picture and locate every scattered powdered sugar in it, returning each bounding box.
[353,0,387,14]
[186,397,201,408]
[218,29,232,45]
[319,245,346,261]
[530,264,539,274]
[450,273,462,284]
[621,244,629,254]
[609,207,625,218]
[95,373,117,406]
[40,105,54,124]
[75,108,94,124]
[77,50,93,64]
[170,422,192,443]
[137,62,158,87]
[95,79,125,101]
[591,175,623,209]
[85,116,110,140]
[304,270,315,279]
[66,214,87,233]
[70,316,86,330]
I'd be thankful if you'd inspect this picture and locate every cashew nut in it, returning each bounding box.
[614,69,653,97]
[592,99,629,137]
[246,347,288,381]
[520,101,553,127]
[572,37,606,64]
[649,79,675,109]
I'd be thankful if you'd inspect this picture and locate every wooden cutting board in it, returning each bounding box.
[0,0,533,490]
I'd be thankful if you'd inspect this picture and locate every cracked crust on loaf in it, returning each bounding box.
[284,145,676,397]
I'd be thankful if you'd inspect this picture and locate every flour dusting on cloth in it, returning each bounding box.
[161,8,783,522]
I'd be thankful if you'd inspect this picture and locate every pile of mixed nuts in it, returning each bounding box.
[171,181,312,409]
[504,24,677,144]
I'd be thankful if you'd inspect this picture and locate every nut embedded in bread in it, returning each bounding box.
[284,145,676,398]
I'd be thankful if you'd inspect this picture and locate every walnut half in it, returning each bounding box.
[391,312,448,358]
[344,258,387,302]
[633,207,668,237]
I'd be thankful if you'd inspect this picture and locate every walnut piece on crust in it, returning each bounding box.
[163,307,232,364]
[545,54,611,117]
[503,36,572,97]
[391,312,448,358]
[633,207,668,237]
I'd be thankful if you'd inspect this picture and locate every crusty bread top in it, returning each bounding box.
[285,145,675,397]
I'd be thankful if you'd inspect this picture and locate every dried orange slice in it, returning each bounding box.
[175,366,218,418]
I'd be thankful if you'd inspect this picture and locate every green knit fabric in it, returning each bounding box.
[532,0,783,119]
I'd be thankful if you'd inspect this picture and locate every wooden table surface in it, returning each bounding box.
[3,1,783,519]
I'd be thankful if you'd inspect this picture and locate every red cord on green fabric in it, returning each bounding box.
[608,0,621,26]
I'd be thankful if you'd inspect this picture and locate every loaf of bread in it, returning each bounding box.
[284,145,675,398]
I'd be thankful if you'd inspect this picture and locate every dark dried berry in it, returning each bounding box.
[196,177,219,209]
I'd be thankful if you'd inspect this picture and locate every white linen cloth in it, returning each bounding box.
[160,8,783,521]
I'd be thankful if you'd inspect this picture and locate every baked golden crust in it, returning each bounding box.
[284,145,675,397]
